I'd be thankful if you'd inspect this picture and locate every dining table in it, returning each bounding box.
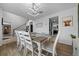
[31,32,56,56]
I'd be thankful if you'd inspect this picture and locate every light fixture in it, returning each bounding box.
[27,3,43,16]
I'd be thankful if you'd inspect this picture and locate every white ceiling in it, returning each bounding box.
[0,3,76,20]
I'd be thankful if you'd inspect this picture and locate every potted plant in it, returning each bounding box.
[70,34,76,47]
[70,34,76,39]
[70,34,77,55]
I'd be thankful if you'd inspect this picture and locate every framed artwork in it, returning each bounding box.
[36,23,43,27]
[3,25,11,35]
[62,16,73,27]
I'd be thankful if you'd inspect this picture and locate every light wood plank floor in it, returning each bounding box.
[0,42,23,56]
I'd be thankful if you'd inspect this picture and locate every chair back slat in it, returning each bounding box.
[15,30,20,46]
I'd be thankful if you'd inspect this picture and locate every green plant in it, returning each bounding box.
[70,34,76,39]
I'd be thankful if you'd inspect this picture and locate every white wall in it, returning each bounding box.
[3,11,27,29]
[34,5,78,45]
[0,9,3,45]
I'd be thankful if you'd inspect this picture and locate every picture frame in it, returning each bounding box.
[36,23,43,28]
[62,16,73,27]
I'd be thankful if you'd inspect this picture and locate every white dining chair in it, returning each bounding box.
[26,20,40,56]
[22,31,34,56]
[41,31,60,56]
[18,31,26,51]
[52,31,60,56]
[16,20,38,56]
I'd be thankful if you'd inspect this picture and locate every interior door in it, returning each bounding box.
[49,16,58,36]
[30,23,33,32]
[49,18,52,35]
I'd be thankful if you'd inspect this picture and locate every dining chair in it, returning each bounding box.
[16,20,38,56]
[52,31,60,56]
[18,31,26,51]
[41,31,60,56]
[22,31,34,56]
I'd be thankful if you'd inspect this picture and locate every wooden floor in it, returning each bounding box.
[0,42,22,56]
[56,43,73,56]
[0,36,73,56]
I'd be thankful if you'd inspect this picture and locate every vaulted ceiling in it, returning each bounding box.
[0,3,76,20]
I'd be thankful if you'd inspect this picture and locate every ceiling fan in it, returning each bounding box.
[27,3,43,16]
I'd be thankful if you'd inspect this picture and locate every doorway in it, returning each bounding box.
[30,23,33,32]
[49,16,58,36]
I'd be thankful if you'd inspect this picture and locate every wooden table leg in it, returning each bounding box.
[37,42,41,56]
